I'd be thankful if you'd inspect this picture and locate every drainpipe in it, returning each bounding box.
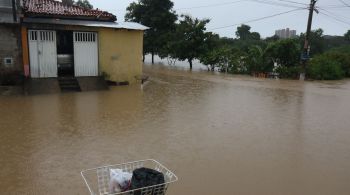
[12,0,17,22]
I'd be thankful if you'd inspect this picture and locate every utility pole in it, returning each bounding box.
[300,0,317,81]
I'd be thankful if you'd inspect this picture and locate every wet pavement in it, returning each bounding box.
[1,64,350,195]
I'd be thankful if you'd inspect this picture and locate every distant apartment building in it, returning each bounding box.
[275,28,297,39]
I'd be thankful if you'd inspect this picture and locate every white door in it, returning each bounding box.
[28,30,39,78]
[73,32,98,77]
[28,30,57,78]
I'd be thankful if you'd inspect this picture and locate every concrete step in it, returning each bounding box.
[58,77,81,92]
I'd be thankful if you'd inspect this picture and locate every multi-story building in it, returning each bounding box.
[275,28,297,39]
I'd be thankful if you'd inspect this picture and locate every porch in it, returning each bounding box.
[23,77,109,95]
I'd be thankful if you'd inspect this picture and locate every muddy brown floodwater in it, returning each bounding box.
[1,64,350,195]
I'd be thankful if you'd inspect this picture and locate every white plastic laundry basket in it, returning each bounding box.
[81,159,178,195]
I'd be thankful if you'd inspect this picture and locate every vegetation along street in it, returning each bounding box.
[125,0,350,80]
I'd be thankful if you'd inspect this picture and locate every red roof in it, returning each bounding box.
[23,0,117,22]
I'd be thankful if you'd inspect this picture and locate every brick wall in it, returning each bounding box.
[0,24,22,74]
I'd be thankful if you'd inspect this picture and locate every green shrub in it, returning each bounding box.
[275,65,301,79]
[326,46,350,77]
[307,55,344,80]
[323,52,350,77]
[328,45,350,53]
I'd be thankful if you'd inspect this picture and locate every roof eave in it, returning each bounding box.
[22,18,149,31]
[24,13,116,22]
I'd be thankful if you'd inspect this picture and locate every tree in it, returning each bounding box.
[199,33,221,71]
[62,0,74,6]
[62,0,93,9]
[323,35,348,51]
[244,45,266,73]
[265,35,280,42]
[226,47,246,74]
[231,38,266,53]
[250,32,261,40]
[200,48,222,71]
[75,0,93,9]
[170,15,211,69]
[264,38,300,68]
[235,24,260,40]
[307,55,344,80]
[323,49,350,77]
[300,28,324,56]
[345,30,350,42]
[125,0,177,64]
[219,37,235,46]
[216,46,236,73]
[236,24,251,40]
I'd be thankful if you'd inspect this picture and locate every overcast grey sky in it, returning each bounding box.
[89,0,350,38]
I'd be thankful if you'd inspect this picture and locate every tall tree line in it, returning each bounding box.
[125,0,349,77]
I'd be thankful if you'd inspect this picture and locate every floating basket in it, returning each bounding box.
[81,159,178,195]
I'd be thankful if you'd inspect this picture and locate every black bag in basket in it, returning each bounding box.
[130,167,165,195]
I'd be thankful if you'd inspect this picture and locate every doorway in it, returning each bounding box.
[73,32,99,77]
[57,30,74,77]
[28,30,98,78]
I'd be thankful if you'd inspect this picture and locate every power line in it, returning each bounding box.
[274,0,308,5]
[318,7,350,21]
[338,0,350,7]
[175,0,306,11]
[319,11,350,26]
[209,8,305,30]
[247,0,306,8]
[318,4,350,7]
[175,0,244,11]
[318,5,350,9]
[175,0,307,11]
[118,0,308,14]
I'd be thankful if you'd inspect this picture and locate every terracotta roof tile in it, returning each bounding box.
[23,0,117,21]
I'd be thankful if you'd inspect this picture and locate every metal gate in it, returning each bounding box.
[28,30,57,78]
[73,32,98,77]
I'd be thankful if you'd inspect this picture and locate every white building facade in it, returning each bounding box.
[275,28,297,39]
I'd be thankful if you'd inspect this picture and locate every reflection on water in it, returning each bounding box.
[1,64,350,195]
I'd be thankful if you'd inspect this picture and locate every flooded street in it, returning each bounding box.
[1,64,350,195]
